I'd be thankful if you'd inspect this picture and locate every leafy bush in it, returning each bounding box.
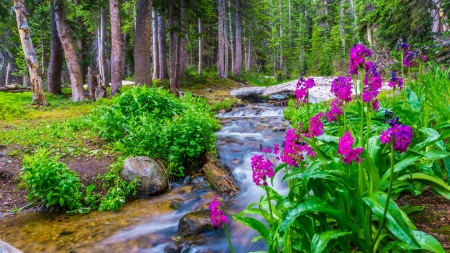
[98,159,137,211]
[95,86,220,176]
[283,98,329,128]
[21,149,84,211]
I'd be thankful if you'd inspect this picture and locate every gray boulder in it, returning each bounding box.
[177,210,216,238]
[120,156,168,196]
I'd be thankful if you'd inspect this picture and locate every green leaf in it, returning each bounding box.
[406,89,421,112]
[233,215,269,242]
[443,157,450,186]
[379,154,421,189]
[397,173,450,199]
[316,135,338,143]
[419,128,446,151]
[423,150,450,160]
[311,230,352,253]
[413,130,450,151]
[412,231,445,253]
[363,192,419,247]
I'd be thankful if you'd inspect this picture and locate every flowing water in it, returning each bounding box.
[0,104,289,253]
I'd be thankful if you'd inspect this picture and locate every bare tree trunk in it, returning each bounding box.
[13,0,48,106]
[54,0,85,101]
[339,0,346,56]
[99,7,106,86]
[75,0,86,81]
[180,21,187,75]
[224,7,229,78]
[245,39,251,71]
[5,63,11,86]
[169,0,180,92]
[217,0,226,79]
[349,0,357,30]
[228,0,234,73]
[198,19,203,75]
[367,24,373,48]
[158,14,169,79]
[152,9,160,79]
[110,0,122,95]
[232,0,242,76]
[47,0,63,94]
[135,0,152,86]
[122,33,127,76]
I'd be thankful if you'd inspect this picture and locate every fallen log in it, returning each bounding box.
[202,152,239,195]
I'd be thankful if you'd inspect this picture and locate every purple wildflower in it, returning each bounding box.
[331,76,353,102]
[277,129,315,167]
[338,131,364,164]
[251,154,274,186]
[397,41,409,55]
[295,77,316,102]
[421,53,426,62]
[379,124,413,153]
[308,112,324,137]
[388,72,403,90]
[326,99,344,122]
[372,99,380,111]
[349,44,372,75]
[210,196,228,227]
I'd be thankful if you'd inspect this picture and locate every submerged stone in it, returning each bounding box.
[177,210,216,238]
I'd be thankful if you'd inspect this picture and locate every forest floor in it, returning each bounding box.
[1,78,450,249]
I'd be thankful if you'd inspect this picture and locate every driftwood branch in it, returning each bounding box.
[202,152,239,195]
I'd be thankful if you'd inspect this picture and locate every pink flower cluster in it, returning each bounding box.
[251,154,274,186]
[380,124,413,153]
[325,99,344,122]
[210,196,228,227]
[349,44,372,75]
[388,72,403,90]
[306,112,324,137]
[338,131,364,164]
[362,62,382,111]
[330,76,353,102]
[295,77,315,102]
[275,129,314,167]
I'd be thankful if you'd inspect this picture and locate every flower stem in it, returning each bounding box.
[392,86,396,110]
[372,143,395,253]
[224,223,237,253]
[401,50,404,81]
[344,102,347,131]
[360,68,365,147]
[265,185,274,220]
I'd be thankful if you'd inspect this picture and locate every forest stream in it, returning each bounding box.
[0,103,289,253]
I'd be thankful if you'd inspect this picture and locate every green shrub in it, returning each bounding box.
[95,86,220,176]
[21,149,84,211]
[283,98,329,128]
[98,159,137,211]
[211,98,238,112]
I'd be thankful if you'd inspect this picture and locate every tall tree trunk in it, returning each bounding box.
[180,6,187,75]
[367,24,373,48]
[13,0,48,105]
[110,0,123,95]
[152,9,160,79]
[99,7,106,86]
[232,0,242,76]
[75,0,86,81]
[47,0,63,95]
[224,7,229,78]
[135,0,152,86]
[122,33,127,75]
[217,0,226,79]
[5,63,11,86]
[198,19,203,75]
[54,0,85,101]
[228,0,234,73]
[158,14,169,79]
[245,39,251,71]
[169,0,180,92]
[339,0,346,56]
[349,0,357,31]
